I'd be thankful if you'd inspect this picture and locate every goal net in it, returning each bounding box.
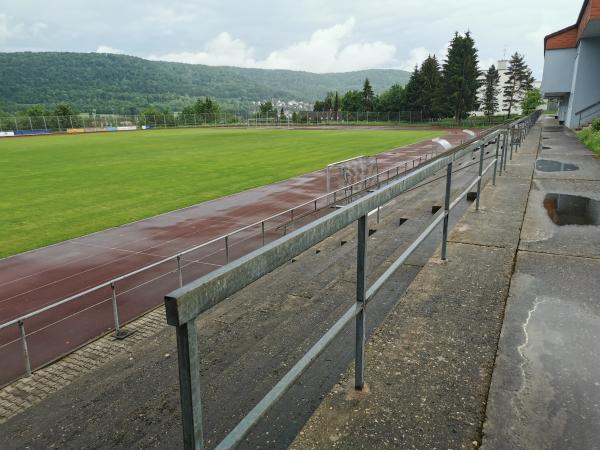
[326,156,379,196]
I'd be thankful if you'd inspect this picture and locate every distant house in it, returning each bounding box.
[541,0,600,128]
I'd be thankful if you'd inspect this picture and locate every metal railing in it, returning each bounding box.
[164,111,541,449]
[0,143,446,384]
[576,100,600,127]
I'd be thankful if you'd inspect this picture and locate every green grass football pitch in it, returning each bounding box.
[0,127,442,257]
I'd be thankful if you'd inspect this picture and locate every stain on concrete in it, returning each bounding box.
[535,160,578,172]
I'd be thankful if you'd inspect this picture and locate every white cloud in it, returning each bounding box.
[96,45,125,54]
[260,17,395,72]
[480,57,498,71]
[398,43,450,71]
[399,47,431,71]
[149,32,257,67]
[149,18,396,73]
[0,14,8,42]
[0,14,47,48]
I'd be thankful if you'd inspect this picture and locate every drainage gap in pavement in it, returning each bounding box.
[368,229,377,236]
[467,192,478,202]
[543,193,600,226]
[542,146,552,149]
[536,160,579,172]
[431,205,441,214]
[399,218,408,226]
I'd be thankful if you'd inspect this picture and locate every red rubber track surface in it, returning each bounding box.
[0,130,469,385]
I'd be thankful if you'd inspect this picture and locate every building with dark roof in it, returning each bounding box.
[541,0,600,128]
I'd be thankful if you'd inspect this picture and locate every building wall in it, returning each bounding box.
[540,48,577,95]
[565,36,600,127]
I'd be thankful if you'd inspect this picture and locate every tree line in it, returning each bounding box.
[2,35,544,124]
[0,52,408,114]
[313,32,543,121]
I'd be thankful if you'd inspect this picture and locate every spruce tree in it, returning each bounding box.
[362,78,375,111]
[503,52,533,118]
[404,65,422,113]
[419,55,443,119]
[482,65,500,116]
[333,91,340,120]
[441,32,481,122]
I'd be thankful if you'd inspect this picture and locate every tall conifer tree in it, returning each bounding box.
[362,78,375,111]
[419,55,443,119]
[503,52,534,118]
[482,65,500,116]
[404,65,422,113]
[441,32,481,121]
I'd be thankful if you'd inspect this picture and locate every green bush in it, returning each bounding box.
[591,117,600,132]
[578,127,600,155]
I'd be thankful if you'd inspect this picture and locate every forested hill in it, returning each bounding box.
[0,52,410,113]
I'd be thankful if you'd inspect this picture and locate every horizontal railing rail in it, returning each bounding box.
[576,99,600,127]
[575,99,600,116]
[165,110,542,449]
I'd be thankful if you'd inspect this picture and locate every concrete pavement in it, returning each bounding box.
[481,119,600,449]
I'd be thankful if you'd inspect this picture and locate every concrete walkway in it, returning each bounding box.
[482,119,600,449]
[292,117,600,449]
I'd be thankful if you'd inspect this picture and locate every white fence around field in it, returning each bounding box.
[0,111,510,137]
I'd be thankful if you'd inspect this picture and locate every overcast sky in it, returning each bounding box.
[0,0,583,78]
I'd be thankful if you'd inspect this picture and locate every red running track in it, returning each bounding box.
[0,130,470,386]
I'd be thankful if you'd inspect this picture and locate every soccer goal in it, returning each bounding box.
[326,155,379,199]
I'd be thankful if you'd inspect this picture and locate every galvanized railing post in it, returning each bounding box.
[493,135,500,186]
[519,124,525,148]
[476,143,485,211]
[510,127,514,161]
[441,162,452,260]
[225,236,229,264]
[355,214,367,390]
[503,130,509,172]
[177,255,183,288]
[499,131,505,176]
[176,320,204,450]
[18,320,32,376]
[261,221,266,247]
[111,283,121,336]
